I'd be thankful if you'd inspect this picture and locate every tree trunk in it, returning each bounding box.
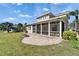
[75,16,78,32]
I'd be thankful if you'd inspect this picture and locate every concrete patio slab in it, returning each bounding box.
[22,33,63,46]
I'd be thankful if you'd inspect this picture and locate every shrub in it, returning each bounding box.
[63,31,77,40]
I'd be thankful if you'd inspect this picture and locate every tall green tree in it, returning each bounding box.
[17,23,23,32]
[69,10,79,31]
[0,22,13,32]
[23,23,27,33]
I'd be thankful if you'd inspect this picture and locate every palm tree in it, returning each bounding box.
[69,10,79,32]
[75,10,79,32]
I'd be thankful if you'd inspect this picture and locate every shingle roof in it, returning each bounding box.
[36,12,55,19]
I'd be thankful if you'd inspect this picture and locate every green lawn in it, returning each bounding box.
[0,31,79,56]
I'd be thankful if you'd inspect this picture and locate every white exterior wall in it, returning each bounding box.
[46,15,49,20]
[27,25,33,33]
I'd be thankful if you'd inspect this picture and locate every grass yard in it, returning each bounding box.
[0,31,79,56]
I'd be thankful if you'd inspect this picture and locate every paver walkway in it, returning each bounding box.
[22,33,63,46]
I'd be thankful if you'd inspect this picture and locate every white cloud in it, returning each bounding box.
[16,3,23,5]
[2,17,17,22]
[53,3,61,5]
[19,14,32,18]
[14,10,21,13]
[11,3,23,6]
[43,8,49,11]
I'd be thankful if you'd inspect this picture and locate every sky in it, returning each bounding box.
[0,3,79,24]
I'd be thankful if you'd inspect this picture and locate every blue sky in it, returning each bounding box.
[0,3,79,24]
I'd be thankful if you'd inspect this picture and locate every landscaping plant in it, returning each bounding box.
[63,31,77,40]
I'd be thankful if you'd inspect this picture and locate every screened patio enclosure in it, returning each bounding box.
[50,21,64,37]
[42,23,48,35]
[33,25,35,33]
[37,24,41,34]
[27,13,68,38]
[32,21,64,37]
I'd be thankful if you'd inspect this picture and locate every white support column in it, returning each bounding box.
[35,24,37,33]
[48,22,50,37]
[59,20,62,38]
[41,24,42,35]
[31,25,33,33]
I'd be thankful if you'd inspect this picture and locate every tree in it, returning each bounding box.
[69,10,79,32]
[17,23,23,32]
[23,23,27,33]
[70,20,75,30]
[0,23,6,31]
[0,24,2,30]
[4,22,13,32]
[0,22,13,32]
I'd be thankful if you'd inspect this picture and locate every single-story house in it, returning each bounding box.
[27,12,68,38]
